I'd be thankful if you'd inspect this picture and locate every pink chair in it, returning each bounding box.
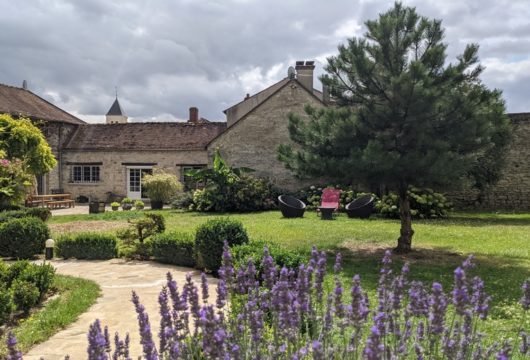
[318,188,341,220]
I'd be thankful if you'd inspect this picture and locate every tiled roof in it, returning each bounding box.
[64,122,227,151]
[0,83,85,124]
[508,113,530,123]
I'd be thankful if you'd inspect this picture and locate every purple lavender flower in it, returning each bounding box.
[496,342,512,360]
[428,282,447,336]
[314,250,327,304]
[521,279,530,311]
[87,320,108,360]
[216,278,228,310]
[131,291,158,360]
[471,276,491,320]
[6,332,22,360]
[201,272,209,304]
[158,287,173,353]
[520,331,528,355]
[261,246,277,290]
[452,267,470,315]
[408,281,429,317]
[220,241,235,285]
[334,252,342,273]
[363,325,384,360]
[103,326,110,354]
[350,275,370,326]
[334,277,345,319]
[312,340,325,360]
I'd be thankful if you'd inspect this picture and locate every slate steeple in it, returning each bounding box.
[105,90,128,124]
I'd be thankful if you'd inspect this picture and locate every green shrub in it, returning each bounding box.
[5,260,30,287]
[134,200,145,210]
[232,240,306,275]
[376,187,452,219]
[0,207,51,222]
[151,231,196,267]
[195,218,249,272]
[143,170,183,202]
[0,288,12,324]
[0,204,23,212]
[19,263,55,298]
[11,279,39,314]
[24,207,52,222]
[0,218,49,259]
[56,232,117,260]
[170,192,194,210]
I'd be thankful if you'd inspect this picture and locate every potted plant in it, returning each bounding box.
[143,170,183,210]
[134,200,145,210]
[111,202,120,211]
[121,197,133,211]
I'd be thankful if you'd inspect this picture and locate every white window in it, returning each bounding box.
[71,165,101,183]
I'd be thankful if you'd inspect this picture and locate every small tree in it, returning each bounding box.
[143,170,183,203]
[0,114,56,175]
[278,3,511,253]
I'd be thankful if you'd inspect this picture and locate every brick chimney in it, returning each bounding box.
[295,60,315,91]
[189,107,198,123]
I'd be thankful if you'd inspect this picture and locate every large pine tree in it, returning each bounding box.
[278,3,511,253]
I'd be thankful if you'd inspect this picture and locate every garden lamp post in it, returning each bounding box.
[45,238,55,260]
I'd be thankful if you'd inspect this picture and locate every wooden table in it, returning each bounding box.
[26,194,75,208]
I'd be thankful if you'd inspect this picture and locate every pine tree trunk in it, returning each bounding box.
[395,185,414,253]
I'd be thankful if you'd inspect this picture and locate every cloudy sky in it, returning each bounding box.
[1,0,529,123]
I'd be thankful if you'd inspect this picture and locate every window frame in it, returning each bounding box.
[70,165,101,183]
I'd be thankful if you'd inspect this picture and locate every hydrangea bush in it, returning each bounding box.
[6,247,530,359]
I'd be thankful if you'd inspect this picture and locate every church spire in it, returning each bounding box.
[106,89,128,124]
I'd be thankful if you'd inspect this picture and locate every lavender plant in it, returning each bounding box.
[7,246,530,359]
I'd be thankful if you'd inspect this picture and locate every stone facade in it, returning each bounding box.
[37,121,79,193]
[209,79,324,190]
[61,150,208,200]
[447,114,530,210]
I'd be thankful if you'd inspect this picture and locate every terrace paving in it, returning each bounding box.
[25,259,215,359]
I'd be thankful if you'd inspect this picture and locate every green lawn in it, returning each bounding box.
[49,210,530,334]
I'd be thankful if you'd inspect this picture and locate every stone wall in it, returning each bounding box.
[61,149,208,200]
[209,80,323,190]
[38,121,78,194]
[446,114,530,210]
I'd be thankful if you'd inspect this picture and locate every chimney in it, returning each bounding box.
[295,60,315,91]
[22,80,28,90]
[244,93,250,100]
[189,107,199,123]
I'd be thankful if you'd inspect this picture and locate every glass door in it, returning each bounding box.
[127,168,153,199]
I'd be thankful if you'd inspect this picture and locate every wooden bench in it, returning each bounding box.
[46,200,75,209]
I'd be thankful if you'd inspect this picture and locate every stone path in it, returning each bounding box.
[25,259,216,359]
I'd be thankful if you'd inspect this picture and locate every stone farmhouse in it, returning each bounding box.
[0,61,529,209]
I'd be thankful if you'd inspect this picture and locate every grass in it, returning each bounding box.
[0,274,100,355]
[49,209,530,334]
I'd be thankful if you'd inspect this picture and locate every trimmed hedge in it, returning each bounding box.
[195,218,249,272]
[0,207,51,222]
[232,240,306,275]
[56,233,117,260]
[0,217,49,259]
[151,231,196,267]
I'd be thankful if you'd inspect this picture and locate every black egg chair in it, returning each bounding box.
[345,195,375,219]
[278,195,306,218]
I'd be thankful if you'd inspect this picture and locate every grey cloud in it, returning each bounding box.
[0,0,529,123]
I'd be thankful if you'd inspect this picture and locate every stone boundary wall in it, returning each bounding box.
[446,113,530,210]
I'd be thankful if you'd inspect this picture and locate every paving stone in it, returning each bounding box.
[25,259,216,359]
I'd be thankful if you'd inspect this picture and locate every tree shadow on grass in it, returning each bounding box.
[334,243,530,312]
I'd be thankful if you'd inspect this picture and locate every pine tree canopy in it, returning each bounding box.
[278,2,511,192]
